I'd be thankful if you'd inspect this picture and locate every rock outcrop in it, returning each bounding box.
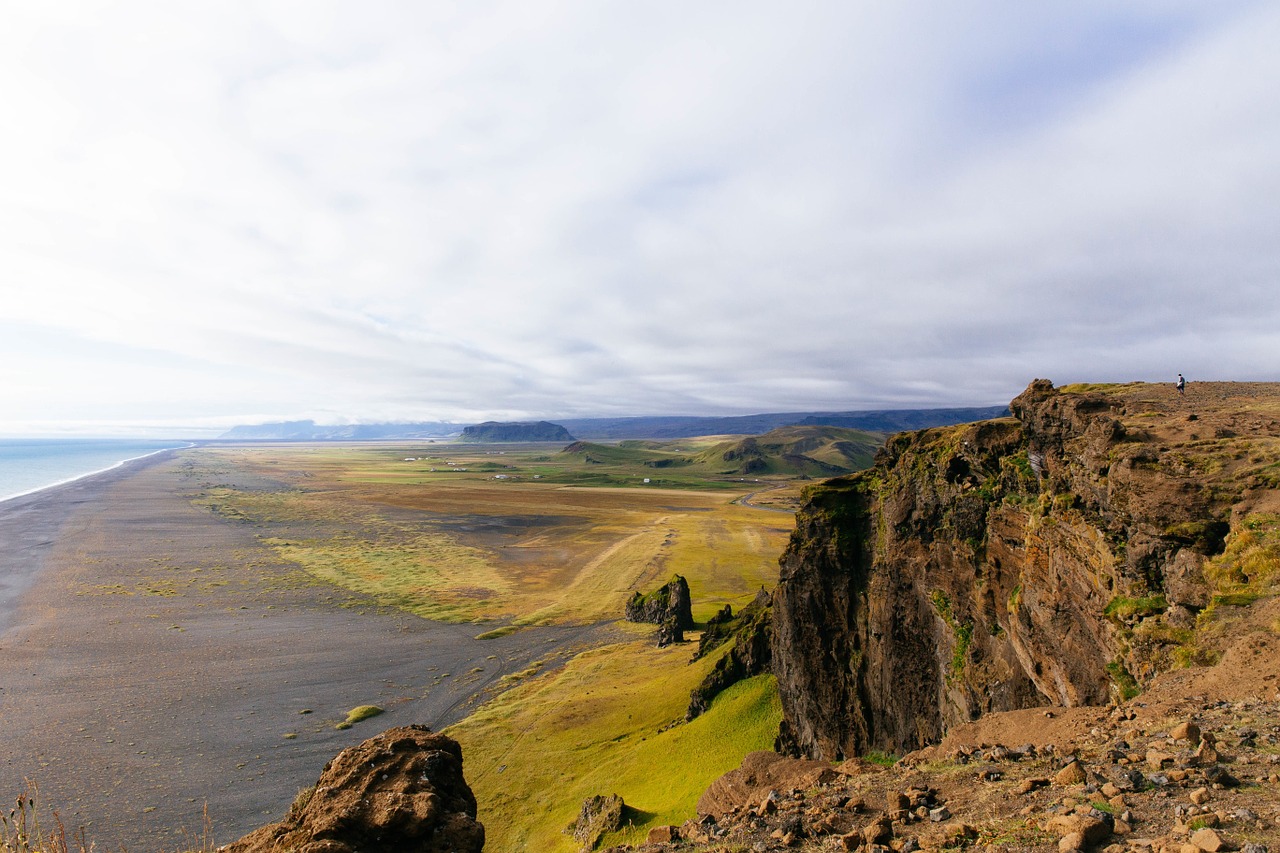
[772,380,1280,760]
[566,794,627,851]
[626,575,695,635]
[624,595,1280,853]
[686,589,773,720]
[223,725,483,853]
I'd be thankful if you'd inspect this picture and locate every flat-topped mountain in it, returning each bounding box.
[460,420,574,442]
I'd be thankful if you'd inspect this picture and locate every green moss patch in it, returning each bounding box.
[336,705,384,730]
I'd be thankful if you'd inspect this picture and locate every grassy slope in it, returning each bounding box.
[446,633,781,852]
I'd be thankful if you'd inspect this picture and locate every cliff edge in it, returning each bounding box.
[772,380,1280,760]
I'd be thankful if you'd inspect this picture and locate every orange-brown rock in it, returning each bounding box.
[772,380,1280,759]
[697,751,844,819]
[222,725,483,853]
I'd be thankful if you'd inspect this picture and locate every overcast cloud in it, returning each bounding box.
[1,1,1277,435]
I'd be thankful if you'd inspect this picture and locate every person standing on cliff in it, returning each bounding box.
[1177,373,1186,395]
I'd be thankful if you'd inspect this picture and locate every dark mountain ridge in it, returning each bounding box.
[218,405,1009,442]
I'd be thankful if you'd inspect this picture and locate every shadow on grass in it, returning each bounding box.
[620,804,659,830]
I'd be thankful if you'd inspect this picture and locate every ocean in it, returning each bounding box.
[0,439,191,503]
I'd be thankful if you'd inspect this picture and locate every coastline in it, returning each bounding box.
[0,448,181,634]
[0,447,599,850]
[0,441,194,505]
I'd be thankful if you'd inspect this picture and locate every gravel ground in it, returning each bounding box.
[0,453,596,851]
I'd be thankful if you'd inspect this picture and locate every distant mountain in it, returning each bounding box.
[219,420,461,440]
[793,406,1011,432]
[460,421,574,443]
[218,406,1009,442]
[557,406,1009,439]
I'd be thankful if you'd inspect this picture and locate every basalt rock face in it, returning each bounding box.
[626,574,695,631]
[772,380,1280,760]
[687,589,773,720]
[224,725,483,853]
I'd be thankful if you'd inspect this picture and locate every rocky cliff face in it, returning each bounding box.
[772,380,1280,760]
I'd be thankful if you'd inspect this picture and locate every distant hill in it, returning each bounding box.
[558,425,883,478]
[460,421,574,443]
[218,406,1008,442]
[692,425,884,476]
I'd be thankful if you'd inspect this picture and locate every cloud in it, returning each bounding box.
[0,1,1277,433]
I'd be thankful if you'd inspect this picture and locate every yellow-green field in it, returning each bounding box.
[188,443,798,627]
[180,441,803,845]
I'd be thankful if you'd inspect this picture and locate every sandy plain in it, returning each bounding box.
[0,451,602,850]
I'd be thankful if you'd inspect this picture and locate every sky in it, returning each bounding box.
[2,1,1278,437]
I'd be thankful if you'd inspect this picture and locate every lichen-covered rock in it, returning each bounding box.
[772,380,1280,759]
[222,726,483,853]
[565,793,626,851]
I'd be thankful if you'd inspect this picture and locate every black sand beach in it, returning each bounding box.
[0,451,595,850]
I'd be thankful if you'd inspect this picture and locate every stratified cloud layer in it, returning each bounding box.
[1,1,1276,434]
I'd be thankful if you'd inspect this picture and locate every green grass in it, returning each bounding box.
[1103,594,1168,622]
[475,625,521,640]
[447,639,782,852]
[864,751,898,767]
[335,705,384,730]
[1106,659,1141,701]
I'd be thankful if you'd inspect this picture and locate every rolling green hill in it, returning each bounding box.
[556,425,883,480]
[692,425,883,476]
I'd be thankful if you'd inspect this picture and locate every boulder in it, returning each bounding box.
[222,726,483,853]
[566,794,626,850]
[655,617,684,648]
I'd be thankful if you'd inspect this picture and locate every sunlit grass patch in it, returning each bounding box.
[264,532,510,623]
[335,705,384,730]
[447,639,780,852]
[475,625,521,640]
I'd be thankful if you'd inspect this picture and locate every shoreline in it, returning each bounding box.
[0,448,182,635]
[0,447,601,850]
[0,441,194,505]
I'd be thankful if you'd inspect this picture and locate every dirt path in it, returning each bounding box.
[0,456,600,851]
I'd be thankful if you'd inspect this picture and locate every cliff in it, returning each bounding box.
[772,380,1280,760]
